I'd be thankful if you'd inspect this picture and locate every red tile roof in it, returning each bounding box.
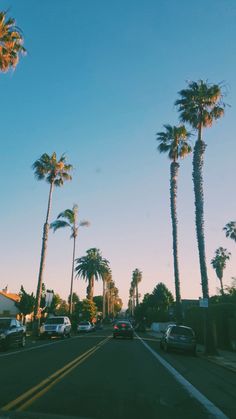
[0,291,20,302]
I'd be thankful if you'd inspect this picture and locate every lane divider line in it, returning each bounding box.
[136,334,229,419]
[2,336,110,412]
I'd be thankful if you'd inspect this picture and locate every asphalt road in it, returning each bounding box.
[0,329,235,419]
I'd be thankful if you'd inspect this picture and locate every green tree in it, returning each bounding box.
[175,80,225,354]
[93,295,103,312]
[16,286,35,324]
[51,205,89,314]
[32,153,73,328]
[79,299,97,322]
[175,81,225,300]
[223,221,236,243]
[132,268,142,306]
[75,248,109,300]
[0,11,26,72]
[211,247,231,295]
[157,124,192,322]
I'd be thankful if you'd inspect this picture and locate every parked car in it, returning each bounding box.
[77,321,94,333]
[113,321,134,339]
[0,318,26,350]
[160,325,196,355]
[40,316,71,339]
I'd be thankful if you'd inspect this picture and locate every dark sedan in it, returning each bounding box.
[113,321,134,339]
[0,318,26,350]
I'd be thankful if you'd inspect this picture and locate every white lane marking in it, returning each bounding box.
[136,334,229,419]
[0,334,108,359]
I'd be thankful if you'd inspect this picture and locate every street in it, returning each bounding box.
[0,329,235,419]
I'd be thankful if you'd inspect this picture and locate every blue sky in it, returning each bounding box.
[1,0,236,307]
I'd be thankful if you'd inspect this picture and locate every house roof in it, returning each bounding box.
[0,291,20,302]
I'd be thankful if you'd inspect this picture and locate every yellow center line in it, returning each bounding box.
[2,335,110,412]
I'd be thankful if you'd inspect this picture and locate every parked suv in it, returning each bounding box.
[160,325,196,355]
[0,318,26,350]
[40,316,71,339]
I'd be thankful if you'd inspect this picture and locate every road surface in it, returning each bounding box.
[0,329,235,418]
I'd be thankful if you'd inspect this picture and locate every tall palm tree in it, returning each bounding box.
[175,80,225,300]
[50,205,89,315]
[211,247,231,295]
[157,124,192,322]
[0,11,26,72]
[129,283,135,316]
[32,153,73,325]
[75,248,109,300]
[223,221,236,243]
[101,269,112,319]
[132,268,142,306]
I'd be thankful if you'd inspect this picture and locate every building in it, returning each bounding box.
[0,287,20,317]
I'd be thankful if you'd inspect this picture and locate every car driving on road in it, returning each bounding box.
[77,321,94,333]
[40,316,71,339]
[113,320,134,339]
[160,325,196,355]
[0,318,26,350]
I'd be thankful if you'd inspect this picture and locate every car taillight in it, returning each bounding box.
[121,324,126,327]
[114,325,118,330]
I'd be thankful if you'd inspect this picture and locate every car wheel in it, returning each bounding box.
[67,332,71,338]
[3,338,10,351]
[61,332,66,339]
[113,335,116,339]
[163,342,169,352]
[191,346,197,357]
[19,335,26,348]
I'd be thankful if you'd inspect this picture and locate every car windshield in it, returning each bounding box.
[0,319,11,329]
[45,318,64,325]
[170,327,194,337]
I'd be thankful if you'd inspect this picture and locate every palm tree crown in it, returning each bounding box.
[0,11,26,72]
[175,80,225,130]
[211,247,231,294]
[75,248,110,300]
[157,124,192,161]
[223,221,236,243]
[32,152,72,186]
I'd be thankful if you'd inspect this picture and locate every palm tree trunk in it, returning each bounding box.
[136,284,139,306]
[34,182,54,331]
[193,127,216,354]
[69,235,76,315]
[170,161,182,323]
[87,276,94,300]
[102,279,106,319]
[219,276,224,295]
[192,129,209,299]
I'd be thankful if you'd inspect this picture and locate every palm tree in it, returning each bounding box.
[75,248,109,300]
[157,124,192,322]
[32,153,72,326]
[175,80,225,300]
[101,269,112,319]
[211,247,231,295]
[50,205,89,315]
[132,269,142,306]
[129,283,135,316]
[223,221,236,243]
[0,11,26,72]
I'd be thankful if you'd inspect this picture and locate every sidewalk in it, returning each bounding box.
[147,331,236,374]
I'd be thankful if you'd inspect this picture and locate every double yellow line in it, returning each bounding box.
[2,336,110,412]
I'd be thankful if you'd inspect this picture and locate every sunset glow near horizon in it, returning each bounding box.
[0,0,236,308]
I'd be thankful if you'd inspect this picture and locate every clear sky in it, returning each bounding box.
[1,0,236,308]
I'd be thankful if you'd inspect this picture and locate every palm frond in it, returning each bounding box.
[50,220,70,232]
